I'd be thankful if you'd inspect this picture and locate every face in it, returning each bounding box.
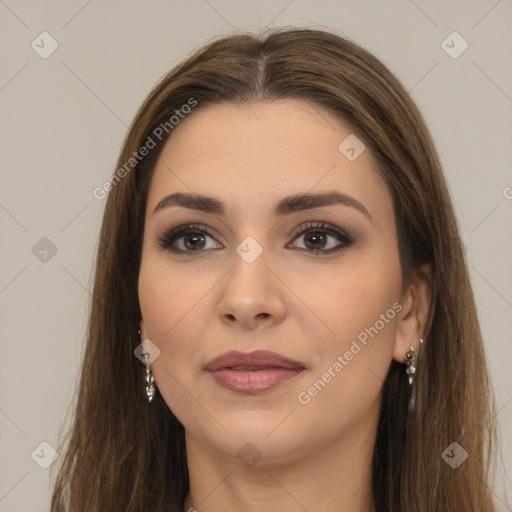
[138,100,405,465]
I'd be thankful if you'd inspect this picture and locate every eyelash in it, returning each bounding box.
[156,221,354,256]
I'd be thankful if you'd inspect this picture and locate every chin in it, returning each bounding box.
[187,411,308,466]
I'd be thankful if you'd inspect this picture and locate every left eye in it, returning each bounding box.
[287,222,354,254]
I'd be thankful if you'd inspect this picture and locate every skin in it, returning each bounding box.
[138,100,431,512]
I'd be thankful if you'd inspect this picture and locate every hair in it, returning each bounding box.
[51,27,499,511]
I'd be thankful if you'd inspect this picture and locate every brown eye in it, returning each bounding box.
[289,221,354,255]
[182,233,207,251]
[157,224,222,254]
[303,232,328,250]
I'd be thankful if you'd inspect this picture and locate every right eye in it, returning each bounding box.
[156,224,223,255]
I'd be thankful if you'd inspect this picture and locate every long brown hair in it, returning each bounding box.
[51,27,498,511]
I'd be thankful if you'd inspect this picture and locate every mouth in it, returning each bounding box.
[204,350,306,394]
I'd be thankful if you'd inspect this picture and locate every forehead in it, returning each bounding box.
[147,100,392,220]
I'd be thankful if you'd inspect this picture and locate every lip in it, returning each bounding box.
[205,350,306,394]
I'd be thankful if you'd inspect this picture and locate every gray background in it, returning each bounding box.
[1,1,511,510]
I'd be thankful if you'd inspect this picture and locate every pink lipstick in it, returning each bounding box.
[205,350,306,394]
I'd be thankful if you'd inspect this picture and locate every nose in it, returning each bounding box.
[217,248,287,330]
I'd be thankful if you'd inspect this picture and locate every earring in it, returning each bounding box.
[405,338,423,385]
[405,346,417,385]
[406,338,423,411]
[139,328,156,403]
[142,352,155,402]
[139,331,155,403]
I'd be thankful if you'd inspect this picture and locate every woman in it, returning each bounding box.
[51,28,499,511]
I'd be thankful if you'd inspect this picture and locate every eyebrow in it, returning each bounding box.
[152,191,373,222]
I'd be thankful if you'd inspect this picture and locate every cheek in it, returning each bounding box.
[295,254,402,343]
[138,258,215,411]
[293,253,402,401]
[138,255,213,343]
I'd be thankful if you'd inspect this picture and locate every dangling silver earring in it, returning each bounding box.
[405,346,417,385]
[406,338,423,411]
[143,352,155,402]
[138,329,155,403]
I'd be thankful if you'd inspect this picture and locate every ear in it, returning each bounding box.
[393,263,432,363]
